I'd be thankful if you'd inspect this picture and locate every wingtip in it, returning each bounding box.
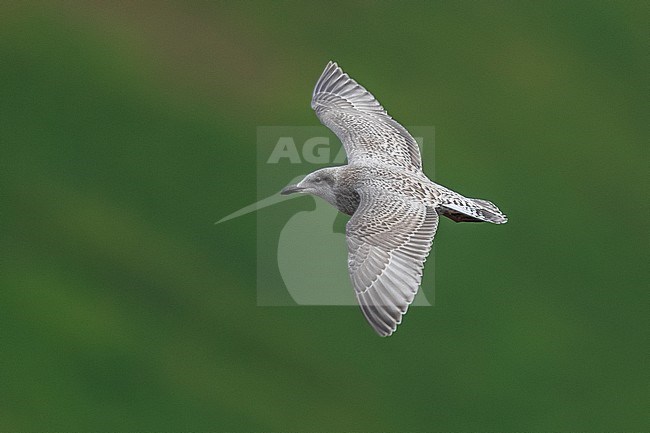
[325,60,342,76]
[313,61,344,99]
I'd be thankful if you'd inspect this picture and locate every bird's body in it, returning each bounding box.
[281,62,507,336]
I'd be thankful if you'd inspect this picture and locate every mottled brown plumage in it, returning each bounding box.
[281,62,507,336]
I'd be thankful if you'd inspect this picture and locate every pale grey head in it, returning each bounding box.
[281,167,359,215]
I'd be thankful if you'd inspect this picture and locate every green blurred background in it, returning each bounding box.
[1,1,647,431]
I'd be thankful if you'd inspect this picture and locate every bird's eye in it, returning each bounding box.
[314,177,322,183]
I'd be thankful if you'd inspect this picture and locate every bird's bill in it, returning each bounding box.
[280,184,304,195]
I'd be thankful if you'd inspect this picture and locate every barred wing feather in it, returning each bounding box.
[311,61,422,172]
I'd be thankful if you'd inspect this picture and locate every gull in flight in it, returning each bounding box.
[281,62,507,336]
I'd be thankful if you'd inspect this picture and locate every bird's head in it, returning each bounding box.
[280,167,340,206]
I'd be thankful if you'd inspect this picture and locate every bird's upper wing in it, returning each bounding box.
[346,189,438,336]
[311,61,422,171]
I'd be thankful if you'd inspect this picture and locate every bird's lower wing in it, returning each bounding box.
[346,191,438,337]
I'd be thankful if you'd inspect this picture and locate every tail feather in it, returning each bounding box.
[440,196,507,224]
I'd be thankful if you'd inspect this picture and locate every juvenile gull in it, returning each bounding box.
[282,61,507,337]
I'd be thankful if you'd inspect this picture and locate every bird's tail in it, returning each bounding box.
[439,196,508,224]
